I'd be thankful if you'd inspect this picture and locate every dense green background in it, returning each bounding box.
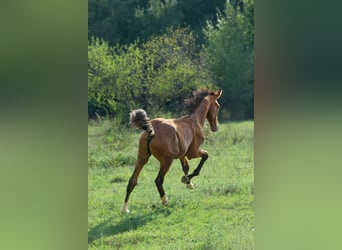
[0,1,88,249]
[88,0,254,121]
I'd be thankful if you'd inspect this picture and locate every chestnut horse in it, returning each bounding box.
[120,89,222,214]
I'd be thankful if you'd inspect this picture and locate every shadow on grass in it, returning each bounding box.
[88,207,171,244]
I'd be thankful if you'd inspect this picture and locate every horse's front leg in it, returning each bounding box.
[184,150,208,184]
[180,157,194,189]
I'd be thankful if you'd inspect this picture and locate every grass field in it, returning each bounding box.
[88,119,254,249]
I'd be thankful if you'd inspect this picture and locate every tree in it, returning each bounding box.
[143,28,213,116]
[88,0,227,46]
[88,0,150,45]
[204,0,254,120]
[88,28,213,121]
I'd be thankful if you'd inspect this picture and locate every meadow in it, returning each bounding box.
[88,118,254,249]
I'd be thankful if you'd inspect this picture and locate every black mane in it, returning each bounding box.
[184,88,214,115]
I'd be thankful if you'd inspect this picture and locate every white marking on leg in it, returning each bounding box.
[186,182,194,189]
[161,195,168,206]
[120,202,129,214]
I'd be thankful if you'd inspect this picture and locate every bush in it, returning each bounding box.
[88,28,213,122]
[204,0,254,120]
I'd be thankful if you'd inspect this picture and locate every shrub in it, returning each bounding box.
[88,28,214,122]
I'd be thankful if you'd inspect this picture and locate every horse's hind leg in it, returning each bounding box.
[180,157,194,189]
[120,154,149,214]
[155,158,173,206]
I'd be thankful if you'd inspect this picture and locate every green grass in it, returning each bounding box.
[88,119,254,249]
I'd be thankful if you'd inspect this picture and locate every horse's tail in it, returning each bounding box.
[129,109,155,137]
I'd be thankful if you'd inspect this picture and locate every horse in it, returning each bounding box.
[120,88,222,214]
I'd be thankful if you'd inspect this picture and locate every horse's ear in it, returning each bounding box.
[215,90,223,99]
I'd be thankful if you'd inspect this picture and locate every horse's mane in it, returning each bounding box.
[184,88,215,115]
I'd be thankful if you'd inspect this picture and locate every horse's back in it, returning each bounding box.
[149,118,180,160]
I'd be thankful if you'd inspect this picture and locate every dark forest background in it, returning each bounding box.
[88,0,254,122]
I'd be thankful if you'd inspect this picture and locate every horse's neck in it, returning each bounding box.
[191,98,210,127]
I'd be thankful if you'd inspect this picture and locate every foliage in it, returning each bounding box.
[88,28,212,121]
[142,28,213,116]
[88,0,227,46]
[88,0,149,45]
[88,38,116,118]
[88,0,254,122]
[88,120,254,249]
[204,0,254,120]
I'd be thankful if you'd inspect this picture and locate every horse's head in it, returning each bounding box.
[206,90,222,132]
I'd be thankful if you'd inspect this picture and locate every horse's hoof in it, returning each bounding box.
[161,195,168,206]
[186,182,194,189]
[181,175,189,184]
[120,208,130,214]
[120,203,130,214]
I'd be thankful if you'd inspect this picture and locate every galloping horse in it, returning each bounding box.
[120,88,222,214]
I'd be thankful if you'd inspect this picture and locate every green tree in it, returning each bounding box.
[88,0,150,45]
[88,28,213,121]
[88,38,116,117]
[143,28,213,116]
[204,0,254,120]
[88,0,227,46]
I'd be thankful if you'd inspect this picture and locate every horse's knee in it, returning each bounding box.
[202,152,208,160]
